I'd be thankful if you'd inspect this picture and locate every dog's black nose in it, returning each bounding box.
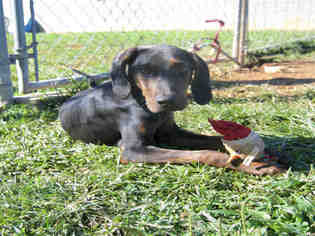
[156,95,174,105]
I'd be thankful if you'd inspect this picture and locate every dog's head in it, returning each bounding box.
[110,45,212,113]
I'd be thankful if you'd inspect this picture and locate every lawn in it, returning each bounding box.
[7,30,315,88]
[1,31,314,235]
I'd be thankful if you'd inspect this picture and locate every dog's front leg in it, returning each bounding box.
[119,143,285,176]
[119,140,228,166]
[119,123,228,165]
[119,122,286,175]
[155,121,225,151]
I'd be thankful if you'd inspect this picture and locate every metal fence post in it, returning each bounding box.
[0,0,13,106]
[30,0,39,82]
[232,0,242,64]
[232,0,249,67]
[238,0,249,65]
[12,0,29,94]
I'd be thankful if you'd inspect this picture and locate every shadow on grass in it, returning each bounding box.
[1,95,69,123]
[263,135,315,174]
[248,39,315,60]
[212,77,315,90]
[211,89,315,104]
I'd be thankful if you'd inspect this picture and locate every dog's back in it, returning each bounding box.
[59,81,121,145]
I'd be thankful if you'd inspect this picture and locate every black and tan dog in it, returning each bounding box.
[59,45,285,175]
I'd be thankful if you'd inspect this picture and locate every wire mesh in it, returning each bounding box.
[2,0,315,88]
[247,0,315,53]
[4,0,236,85]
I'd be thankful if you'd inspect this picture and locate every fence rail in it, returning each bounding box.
[0,0,13,105]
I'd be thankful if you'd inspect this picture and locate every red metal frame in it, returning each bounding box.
[192,19,240,65]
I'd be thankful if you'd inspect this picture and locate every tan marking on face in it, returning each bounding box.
[135,75,161,112]
[169,57,180,65]
[138,123,146,134]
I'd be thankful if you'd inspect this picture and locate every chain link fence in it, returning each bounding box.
[1,0,315,99]
[4,0,237,93]
[247,0,315,54]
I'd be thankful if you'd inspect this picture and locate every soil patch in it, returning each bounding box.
[211,60,315,98]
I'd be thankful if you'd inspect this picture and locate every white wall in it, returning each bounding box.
[3,0,315,33]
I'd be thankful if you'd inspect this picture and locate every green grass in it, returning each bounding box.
[6,30,315,90]
[1,30,315,235]
[0,90,314,235]
[248,33,315,63]
[6,30,234,86]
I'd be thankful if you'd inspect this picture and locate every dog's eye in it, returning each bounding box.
[174,67,190,76]
[141,68,150,74]
[181,68,190,75]
[141,68,156,77]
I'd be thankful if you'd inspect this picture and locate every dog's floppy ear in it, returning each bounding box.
[110,47,139,98]
[190,53,213,105]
